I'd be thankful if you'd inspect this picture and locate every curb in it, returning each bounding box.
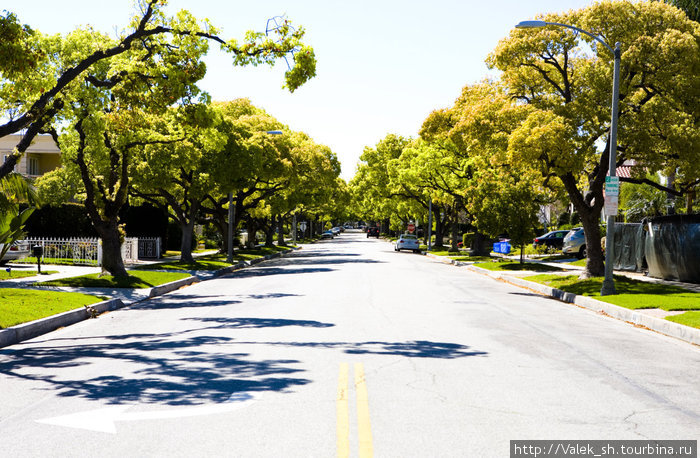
[0,246,300,348]
[462,264,700,346]
[148,276,199,298]
[0,298,123,348]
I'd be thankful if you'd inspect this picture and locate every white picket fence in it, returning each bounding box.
[23,237,159,266]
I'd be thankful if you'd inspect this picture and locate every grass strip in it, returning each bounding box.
[525,274,700,311]
[0,288,102,329]
[474,260,565,272]
[13,257,96,266]
[450,256,495,262]
[0,270,58,280]
[37,270,190,288]
[136,257,233,271]
[665,311,700,329]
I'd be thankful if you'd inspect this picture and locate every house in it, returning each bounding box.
[0,133,62,179]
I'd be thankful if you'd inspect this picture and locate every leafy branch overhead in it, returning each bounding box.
[0,0,316,180]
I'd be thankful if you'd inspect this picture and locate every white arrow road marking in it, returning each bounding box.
[36,391,262,434]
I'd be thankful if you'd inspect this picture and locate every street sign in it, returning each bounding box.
[299,222,307,232]
[605,176,620,197]
[604,195,619,217]
[407,223,415,233]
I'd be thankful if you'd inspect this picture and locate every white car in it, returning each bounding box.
[0,241,31,265]
[395,234,421,253]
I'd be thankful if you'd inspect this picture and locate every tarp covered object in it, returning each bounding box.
[612,223,644,272]
[645,214,700,283]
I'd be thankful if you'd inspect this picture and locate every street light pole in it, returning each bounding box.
[515,20,620,295]
[601,42,621,296]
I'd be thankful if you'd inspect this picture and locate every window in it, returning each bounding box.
[28,157,39,175]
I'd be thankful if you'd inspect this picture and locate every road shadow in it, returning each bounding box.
[271,258,383,266]
[236,340,488,359]
[0,334,309,406]
[182,317,335,329]
[129,294,243,310]
[285,252,361,258]
[224,267,334,278]
[242,293,302,300]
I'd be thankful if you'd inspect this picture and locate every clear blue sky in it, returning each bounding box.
[7,0,597,180]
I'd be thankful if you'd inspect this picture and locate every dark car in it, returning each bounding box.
[366,227,380,238]
[532,230,570,249]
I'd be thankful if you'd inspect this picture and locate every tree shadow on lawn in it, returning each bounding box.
[0,335,310,406]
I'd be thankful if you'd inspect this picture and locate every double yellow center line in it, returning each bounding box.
[337,363,373,457]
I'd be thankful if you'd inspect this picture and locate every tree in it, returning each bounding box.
[26,4,315,277]
[489,0,700,277]
[0,1,316,183]
[130,105,225,263]
[665,0,700,22]
[350,134,412,233]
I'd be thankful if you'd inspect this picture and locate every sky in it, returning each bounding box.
[7,0,598,181]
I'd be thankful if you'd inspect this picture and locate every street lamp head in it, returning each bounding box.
[515,20,548,29]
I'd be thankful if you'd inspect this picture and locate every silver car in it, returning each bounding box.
[0,240,31,265]
[562,228,586,259]
[395,234,421,253]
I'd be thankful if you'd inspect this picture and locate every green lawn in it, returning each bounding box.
[0,269,58,280]
[138,246,292,271]
[136,257,234,271]
[525,274,700,312]
[37,270,190,288]
[539,254,576,262]
[13,256,96,266]
[474,260,565,272]
[450,255,494,262]
[0,288,103,329]
[666,311,700,329]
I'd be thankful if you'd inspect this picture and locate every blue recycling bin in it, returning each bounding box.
[493,241,512,254]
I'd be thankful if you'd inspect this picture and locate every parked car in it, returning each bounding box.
[562,228,586,259]
[366,227,380,238]
[532,230,571,249]
[321,230,335,239]
[331,227,341,236]
[0,241,31,265]
[395,234,421,253]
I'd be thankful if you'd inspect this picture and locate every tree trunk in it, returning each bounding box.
[246,220,257,249]
[265,217,275,247]
[277,215,286,246]
[579,209,605,278]
[95,220,128,277]
[433,212,445,249]
[179,219,196,263]
[471,231,490,256]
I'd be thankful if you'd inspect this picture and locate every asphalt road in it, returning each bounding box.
[0,232,698,457]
